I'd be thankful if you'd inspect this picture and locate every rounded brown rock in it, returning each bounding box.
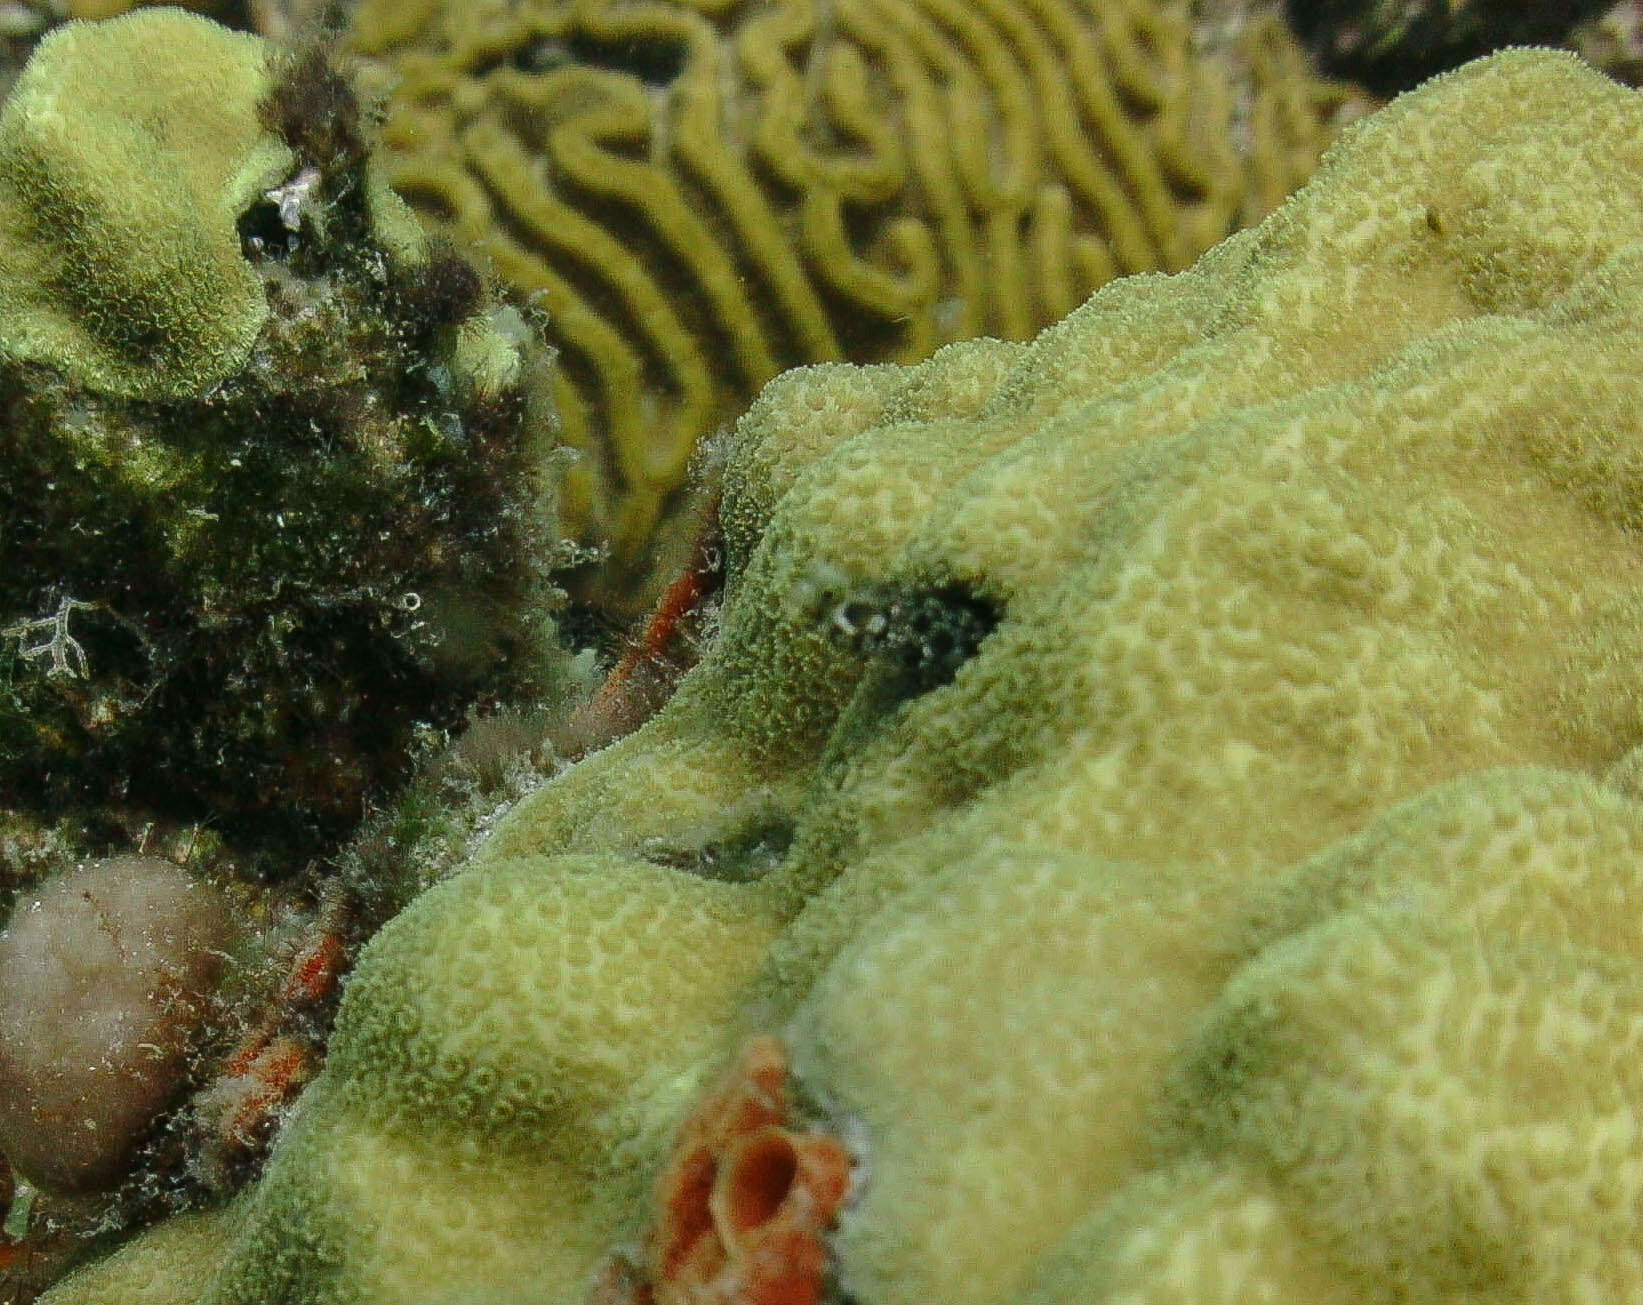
[0,856,233,1193]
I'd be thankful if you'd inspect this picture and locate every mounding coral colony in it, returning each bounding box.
[21,28,1643,1305]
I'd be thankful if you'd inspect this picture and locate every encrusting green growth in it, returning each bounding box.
[0,10,566,868]
[42,46,1643,1305]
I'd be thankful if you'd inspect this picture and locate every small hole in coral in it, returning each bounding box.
[658,1147,717,1275]
[511,37,575,75]
[829,580,1002,703]
[721,1129,798,1235]
[238,197,296,263]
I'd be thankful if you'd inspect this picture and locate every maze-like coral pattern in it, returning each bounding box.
[346,0,1349,597]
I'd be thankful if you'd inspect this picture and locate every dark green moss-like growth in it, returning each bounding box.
[385,243,486,339]
[259,45,366,180]
[0,44,564,873]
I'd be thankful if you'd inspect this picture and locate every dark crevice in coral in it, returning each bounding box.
[1284,0,1611,95]
[469,31,690,88]
[257,46,376,265]
[237,195,300,264]
[828,580,1002,704]
[639,813,797,883]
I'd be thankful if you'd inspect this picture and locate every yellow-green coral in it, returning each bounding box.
[185,854,777,1302]
[43,46,1643,1305]
[1021,765,1643,1301]
[0,12,291,398]
[345,0,1350,599]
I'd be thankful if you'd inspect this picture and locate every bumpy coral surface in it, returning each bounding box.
[42,46,1643,1305]
[0,11,286,398]
[343,0,1352,602]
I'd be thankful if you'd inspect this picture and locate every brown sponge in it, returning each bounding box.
[0,857,232,1193]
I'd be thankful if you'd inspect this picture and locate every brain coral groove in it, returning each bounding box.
[344,0,1347,599]
[40,46,1643,1305]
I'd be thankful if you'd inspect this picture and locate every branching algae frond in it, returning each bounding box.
[2,598,94,681]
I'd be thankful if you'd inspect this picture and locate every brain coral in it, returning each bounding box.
[344,0,1352,602]
[40,46,1643,1305]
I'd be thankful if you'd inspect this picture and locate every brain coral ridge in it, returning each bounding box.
[343,0,1351,604]
[41,47,1643,1305]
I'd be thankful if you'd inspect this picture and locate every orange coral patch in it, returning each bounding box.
[592,1035,853,1305]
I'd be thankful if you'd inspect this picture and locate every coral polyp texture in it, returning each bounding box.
[343,0,1353,602]
[42,46,1643,1305]
[0,10,565,868]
